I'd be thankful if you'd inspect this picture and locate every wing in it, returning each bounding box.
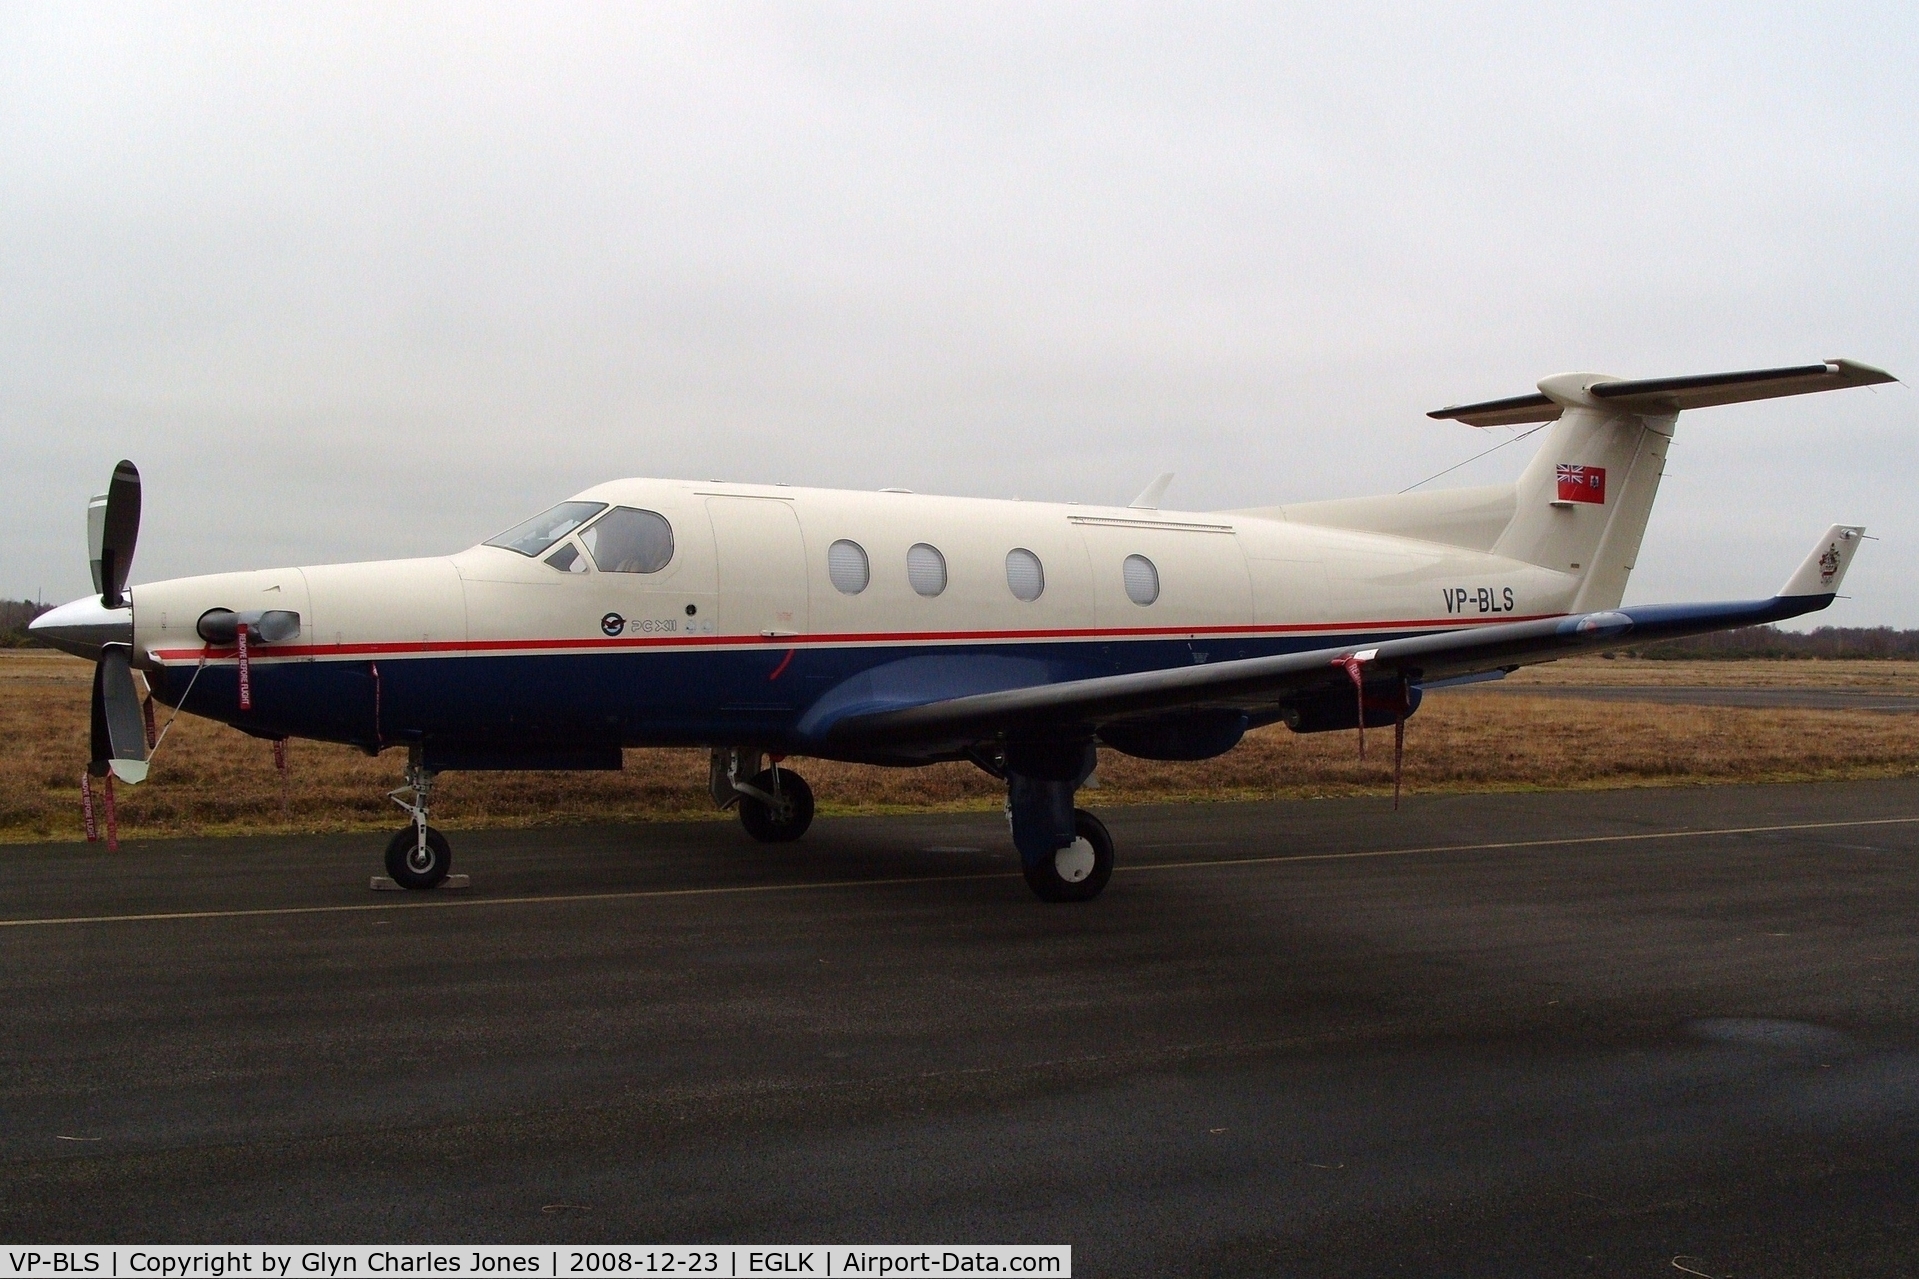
[802,526,1866,757]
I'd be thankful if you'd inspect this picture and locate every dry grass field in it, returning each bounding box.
[1500,656,1919,690]
[4,648,1918,843]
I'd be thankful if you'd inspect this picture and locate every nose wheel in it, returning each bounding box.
[384,823,451,890]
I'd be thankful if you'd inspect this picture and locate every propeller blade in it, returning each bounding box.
[90,647,150,785]
[89,461,141,610]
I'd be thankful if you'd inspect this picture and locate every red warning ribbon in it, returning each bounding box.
[1338,654,1367,759]
[103,772,118,852]
[236,622,252,711]
[1393,704,1406,811]
[80,772,98,843]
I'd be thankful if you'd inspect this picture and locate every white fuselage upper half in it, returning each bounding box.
[128,479,1577,667]
[105,478,1586,762]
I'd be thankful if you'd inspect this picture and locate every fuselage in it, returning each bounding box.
[122,479,1578,763]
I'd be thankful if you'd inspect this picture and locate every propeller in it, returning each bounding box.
[31,461,149,784]
[92,646,149,784]
[89,460,141,609]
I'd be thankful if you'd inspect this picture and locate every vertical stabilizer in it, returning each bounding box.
[1429,359,1893,611]
[1488,374,1673,611]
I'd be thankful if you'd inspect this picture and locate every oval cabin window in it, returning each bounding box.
[582,508,674,574]
[1123,554,1159,606]
[828,539,870,595]
[1005,548,1044,601]
[906,543,948,597]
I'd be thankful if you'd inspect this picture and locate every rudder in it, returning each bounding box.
[1490,374,1675,612]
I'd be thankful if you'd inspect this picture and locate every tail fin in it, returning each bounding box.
[1427,360,1895,611]
[1487,381,1674,613]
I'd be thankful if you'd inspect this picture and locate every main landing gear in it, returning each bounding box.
[384,748,451,890]
[712,748,815,843]
[706,742,1116,902]
[1022,808,1114,902]
[1002,741,1114,903]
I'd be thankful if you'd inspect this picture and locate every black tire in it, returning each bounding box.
[738,768,815,843]
[384,824,452,890]
[1023,808,1115,903]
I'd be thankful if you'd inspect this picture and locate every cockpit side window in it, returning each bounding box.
[544,541,588,573]
[582,507,675,574]
[486,501,608,557]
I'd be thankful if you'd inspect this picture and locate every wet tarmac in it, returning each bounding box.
[5,780,1919,1275]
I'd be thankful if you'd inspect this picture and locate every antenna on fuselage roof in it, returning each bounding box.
[1129,473,1174,510]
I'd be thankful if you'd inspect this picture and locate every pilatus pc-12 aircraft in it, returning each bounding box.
[32,359,1892,900]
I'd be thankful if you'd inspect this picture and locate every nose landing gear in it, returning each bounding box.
[383,749,451,889]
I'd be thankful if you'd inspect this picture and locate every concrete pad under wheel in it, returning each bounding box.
[369,874,471,891]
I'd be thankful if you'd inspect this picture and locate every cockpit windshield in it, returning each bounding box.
[484,501,608,557]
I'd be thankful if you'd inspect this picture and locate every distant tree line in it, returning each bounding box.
[0,599,53,647]
[1627,625,1919,660]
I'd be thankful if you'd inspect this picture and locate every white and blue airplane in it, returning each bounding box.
[32,359,1892,900]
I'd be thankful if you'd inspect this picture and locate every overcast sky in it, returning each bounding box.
[3,2,1913,625]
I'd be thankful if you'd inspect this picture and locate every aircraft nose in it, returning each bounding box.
[29,594,133,660]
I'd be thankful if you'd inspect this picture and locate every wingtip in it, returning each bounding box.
[1777,525,1867,599]
[1823,358,1898,387]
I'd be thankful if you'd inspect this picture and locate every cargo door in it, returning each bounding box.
[706,497,809,637]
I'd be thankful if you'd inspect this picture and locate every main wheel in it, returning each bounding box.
[384,824,452,890]
[1023,808,1115,903]
[738,768,815,843]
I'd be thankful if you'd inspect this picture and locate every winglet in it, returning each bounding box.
[1777,525,1867,598]
[1130,473,1175,510]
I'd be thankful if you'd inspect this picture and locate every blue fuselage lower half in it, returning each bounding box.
[144,627,1443,764]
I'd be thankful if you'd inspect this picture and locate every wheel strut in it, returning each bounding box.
[383,745,451,889]
[387,746,438,850]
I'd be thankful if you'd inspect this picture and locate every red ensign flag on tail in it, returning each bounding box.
[1556,464,1606,504]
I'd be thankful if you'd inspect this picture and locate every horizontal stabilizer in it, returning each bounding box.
[1427,390,1562,428]
[1431,359,1895,427]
